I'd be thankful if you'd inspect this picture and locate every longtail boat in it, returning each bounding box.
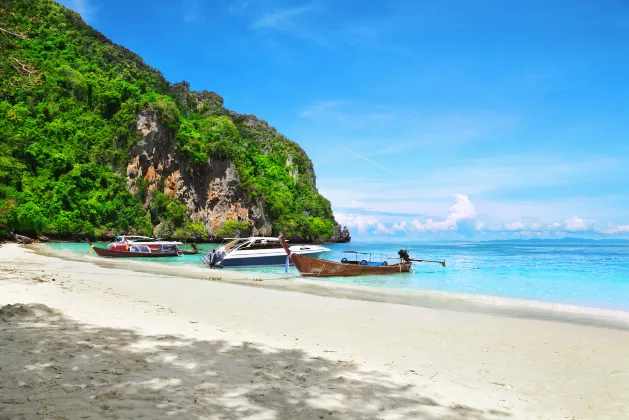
[178,243,200,255]
[106,235,183,252]
[279,235,413,277]
[87,240,180,258]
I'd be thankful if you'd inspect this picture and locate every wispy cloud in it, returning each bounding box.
[74,0,87,16]
[228,0,250,16]
[297,100,397,136]
[253,6,313,30]
[299,100,348,118]
[343,147,400,177]
[183,0,206,23]
[58,0,99,23]
[250,5,414,55]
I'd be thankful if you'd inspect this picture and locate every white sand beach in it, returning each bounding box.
[1,244,628,419]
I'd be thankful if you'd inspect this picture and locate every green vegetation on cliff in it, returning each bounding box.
[0,0,337,241]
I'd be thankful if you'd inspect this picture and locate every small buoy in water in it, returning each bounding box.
[491,265,495,268]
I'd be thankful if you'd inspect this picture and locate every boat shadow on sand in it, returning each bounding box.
[0,304,510,420]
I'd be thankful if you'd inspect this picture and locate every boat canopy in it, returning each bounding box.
[222,237,282,241]
[340,250,394,264]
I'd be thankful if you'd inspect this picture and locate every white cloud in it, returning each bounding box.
[564,216,591,232]
[334,213,378,234]
[410,194,482,236]
[392,220,407,231]
[598,224,629,234]
[373,223,394,235]
[504,221,526,231]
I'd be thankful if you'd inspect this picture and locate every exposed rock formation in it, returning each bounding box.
[13,234,34,244]
[127,110,272,239]
[331,225,351,243]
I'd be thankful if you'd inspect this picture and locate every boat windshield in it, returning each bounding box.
[222,238,248,252]
[129,245,151,252]
[128,236,156,242]
[115,236,156,243]
[243,239,283,250]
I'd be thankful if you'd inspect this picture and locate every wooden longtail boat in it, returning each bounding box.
[279,235,412,277]
[178,244,200,255]
[87,240,180,258]
[178,249,199,255]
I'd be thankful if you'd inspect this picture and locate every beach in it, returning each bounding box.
[1,244,628,419]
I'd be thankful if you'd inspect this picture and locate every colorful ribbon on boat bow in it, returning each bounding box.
[285,254,291,273]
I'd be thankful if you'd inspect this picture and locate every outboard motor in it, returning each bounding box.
[201,249,226,268]
[398,249,410,263]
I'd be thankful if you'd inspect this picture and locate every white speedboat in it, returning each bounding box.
[202,237,330,268]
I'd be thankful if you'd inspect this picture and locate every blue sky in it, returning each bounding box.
[59,0,629,240]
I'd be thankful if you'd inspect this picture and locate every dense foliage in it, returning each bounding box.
[0,0,336,240]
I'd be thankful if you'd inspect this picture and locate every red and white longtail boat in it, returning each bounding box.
[106,235,183,252]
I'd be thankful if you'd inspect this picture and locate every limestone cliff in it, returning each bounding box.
[127,109,272,239]
[127,97,350,242]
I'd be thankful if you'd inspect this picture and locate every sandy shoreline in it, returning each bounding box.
[1,244,628,419]
[35,243,629,332]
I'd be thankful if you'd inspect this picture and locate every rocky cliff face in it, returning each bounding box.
[122,83,351,243]
[127,110,273,239]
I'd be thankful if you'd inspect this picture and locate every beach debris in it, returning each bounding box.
[206,276,222,281]
[13,234,34,244]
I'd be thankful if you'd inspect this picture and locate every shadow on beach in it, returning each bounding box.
[0,304,510,420]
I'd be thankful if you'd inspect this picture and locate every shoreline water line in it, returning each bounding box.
[30,243,629,331]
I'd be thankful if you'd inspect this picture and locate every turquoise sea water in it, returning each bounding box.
[45,241,629,312]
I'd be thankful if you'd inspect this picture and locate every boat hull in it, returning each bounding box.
[218,251,326,268]
[289,253,411,277]
[89,243,180,258]
[277,235,410,277]
[108,243,181,252]
[178,249,199,255]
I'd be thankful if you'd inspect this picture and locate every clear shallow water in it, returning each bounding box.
[46,241,629,312]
